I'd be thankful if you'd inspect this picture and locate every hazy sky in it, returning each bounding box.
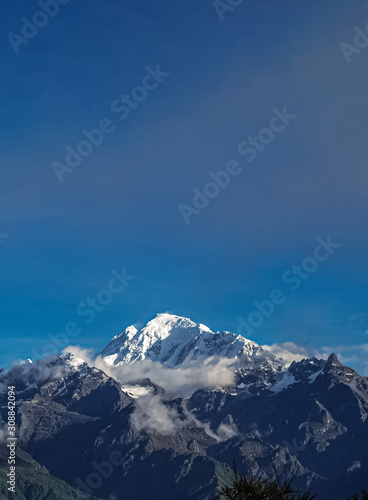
[1,0,367,373]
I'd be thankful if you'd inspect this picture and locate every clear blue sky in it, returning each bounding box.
[1,0,367,374]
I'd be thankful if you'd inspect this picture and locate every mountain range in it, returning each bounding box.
[0,313,367,499]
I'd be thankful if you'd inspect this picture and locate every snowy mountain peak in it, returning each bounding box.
[140,313,200,340]
[99,313,280,370]
[60,352,88,369]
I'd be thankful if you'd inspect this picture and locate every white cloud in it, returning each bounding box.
[1,356,63,393]
[263,341,368,377]
[262,342,327,367]
[62,345,238,437]
[93,354,237,399]
[331,344,368,377]
[347,460,361,473]
[62,346,95,367]
[130,394,183,435]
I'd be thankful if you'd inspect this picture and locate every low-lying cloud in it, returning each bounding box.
[262,342,327,367]
[130,394,237,441]
[62,345,238,439]
[0,357,63,395]
[64,345,237,398]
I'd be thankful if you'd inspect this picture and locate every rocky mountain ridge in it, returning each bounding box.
[0,313,367,499]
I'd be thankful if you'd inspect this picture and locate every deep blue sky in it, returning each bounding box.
[1,0,367,373]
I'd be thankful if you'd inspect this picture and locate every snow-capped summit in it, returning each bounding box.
[1,314,367,500]
[99,313,280,369]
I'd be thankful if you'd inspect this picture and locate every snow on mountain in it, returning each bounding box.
[2,314,368,499]
[99,313,282,370]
